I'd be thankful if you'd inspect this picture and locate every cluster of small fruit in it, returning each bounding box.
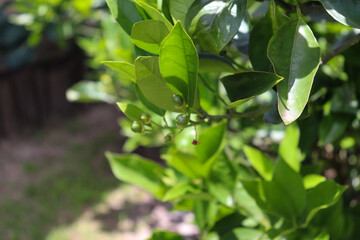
[130,94,192,144]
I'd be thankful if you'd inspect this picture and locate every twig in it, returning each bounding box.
[321,33,360,65]
[198,74,228,106]
[275,0,297,12]
[204,106,272,121]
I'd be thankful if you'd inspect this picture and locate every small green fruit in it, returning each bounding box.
[140,113,152,124]
[172,94,185,109]
[176,114,189,128]
[164,133,175,143]
[131,120,144,133]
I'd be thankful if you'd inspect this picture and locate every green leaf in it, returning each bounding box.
[303,174,326,189]
[185,0,247,53]
[117,102,144,121]
[101,61,135,83]
[105,0,143,35]
[169,0,195,25]
[221,71,283,109]
[147,230,185,240]
[278,123,301,172]
[106,152,166,199]
[135,56,178,111]
[223,228,269,240]
[305,180,347,225]
[249,2,289,71]
[194,199,219,231]
[66,81,115,103]
[318,114,352,146]
[320,0,360,29]
[243,145,274,181]
[268,19,321,125]
[163,181,194,201]
[199,53,236,73]
[162,150,202,179]
[161,0,174,24]
[135,0,173,30]
[272,159,307,217]
[135,84,166,116]
[131,20,170,55]
[196,121,227,176]
[159,21,199,107]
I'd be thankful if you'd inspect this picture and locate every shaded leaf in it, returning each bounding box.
[135,0,173,30]
[105,0,143,35]
[268,19,321,125]
[117,102,144,121]
[243,145,274,181]
[223,228,269,240]
[169,0,195,25]
[319,114,352,146]
[272,159,307,217]
[131,20,170,54]
[147,230,185,240]
[159,22,199,107]
[305,180,347,225]
[135,84,166,116]
[249,2,289,71]
[221,71,283,109]
[101,61,135,83]
[135,56,178,111]
[199,53,235,73]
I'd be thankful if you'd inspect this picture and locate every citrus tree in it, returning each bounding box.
[69,0,360,239]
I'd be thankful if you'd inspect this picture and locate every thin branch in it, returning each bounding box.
[275,0,297,12]
[204,106,272,121]
[198,74,228,106]
[321,33,360,65]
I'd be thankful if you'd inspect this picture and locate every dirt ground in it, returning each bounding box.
[0,104,198,240]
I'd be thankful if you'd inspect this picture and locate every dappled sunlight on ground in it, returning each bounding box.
[46,186,198,240]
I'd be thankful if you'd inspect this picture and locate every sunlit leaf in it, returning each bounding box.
[268,19,321,125]
[106,152,166,199]
[159,21,199,107]
[320,0,360,29]
[131,20,170,54]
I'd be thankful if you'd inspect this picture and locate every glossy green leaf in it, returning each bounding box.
[320,0,360,29]
[319,114,352,146]
[249,2,289,71]
[305,180,347,225]
[135,0,173,30]
[106,152,166,199]
[117,102,144,121]
[279,124,301,172]
[159,21,199,107]
[272,159,306,217]
[105,0,143,35]
[221,71,283,109]
[163,181,194,201]
[135,84,166,116]
[66,81,115,103]
[101,61,135,83]
[243,145,274,181]
[268,19,321,125]
[135,56,178,111]
[223,228,269,240]
[303,174,326,189]
[199,53,235,73]
[147,230,185,240]
[161,0,174,24]
[169,0,195,25]
[185,0,247,53]
[131,20,170,55]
